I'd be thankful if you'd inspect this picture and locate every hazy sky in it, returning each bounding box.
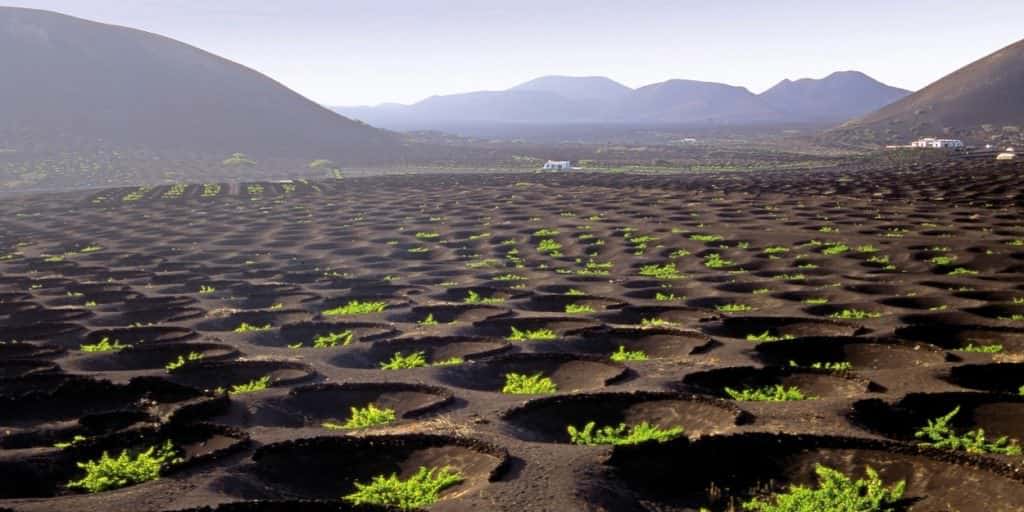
[8,1,1024,106]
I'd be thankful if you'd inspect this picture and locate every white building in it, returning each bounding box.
[997,147,1016,161]
[911,137,964,149]
[542,160,572,171]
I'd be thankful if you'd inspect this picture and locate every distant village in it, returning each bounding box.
[888,137,1016,160]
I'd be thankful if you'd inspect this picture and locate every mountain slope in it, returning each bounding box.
[510,75,633,102]
[617,79,781,123]
[0,7,400,161]
[759,71,910,123]
[832,38,1024,144]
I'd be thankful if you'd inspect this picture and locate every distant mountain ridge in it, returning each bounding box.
[0,6,401,162]
[831,38,1024,145]
[334,72,910,132]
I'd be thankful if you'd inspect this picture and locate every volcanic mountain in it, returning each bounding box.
[0,7,400,162]
[832,38,1024,144]
[759,71,910,123]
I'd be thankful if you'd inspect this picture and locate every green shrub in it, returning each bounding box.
[958,343,1003,354]
[323,300,387,316]
[508,327,558,342]
[743,464,905,512]
[914,406,1022,455]
[565,303,595,314]
[80,337,128,353]
[690,234,723,242]
[164,351,203,372]
[233,322,272,333]
[537,239,563,256]
[610,345,648,362]
[312,330,354,348]
[380,351,428,370]
[323,404,397,430]
[502,372,557,394]
[717,303,754,313]
[67,440,182,493]
[746,331,795,343]
[725,385,810,401]
[414,231,440,240]
[822,243,849,255]
[343,466,464,510]
[229,375,271,394]
[639,263,682,279]
[567,421,683,445]
[830,309,881,320]
[464,290,505,305]
[703,253,734,269]
[418,313,439,325]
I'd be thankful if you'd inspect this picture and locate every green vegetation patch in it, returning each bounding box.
[725,385,811,402]
[567,421,683,445]
[915,406,1022,455]
[502,372,557,394]
[508,327,558,342]
[610,345,648,362]
[80,337,128,353]
[743,464,905,512]
[67,440,182,493]
[343,466,464,510]
[323,300,388,316]
[323,403,397,430]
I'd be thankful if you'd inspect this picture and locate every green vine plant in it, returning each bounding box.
[323,403,397,430]
[164,351,204,372]
[67,440,182,493]
[610,345,648,362]
[914,406,1022,455]
[743,464,905,512]
[567,421,683,445]
[502,372,557,394]
[725,385,812,402]
[343,466,464,510]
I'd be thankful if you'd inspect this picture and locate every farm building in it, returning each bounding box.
[542,160,572,171]
[911,137,964,149]
[997,147,1016,160]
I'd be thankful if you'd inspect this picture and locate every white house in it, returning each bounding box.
[911,137,964,149]
[542,160,572,171]
[997,147,1016,161]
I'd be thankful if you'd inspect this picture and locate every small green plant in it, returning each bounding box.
[948,267,979,276]
[803,298,829,305]
[323,300,388,316]
[464,290,505,305]
[66,440,182,493]
[914,406,1022,455]
[233,322,272,333]
[690,234,723,242]
[763,246,789,255]
[830,309,882,320]
[655,292,680,301]
[229,375,271,394]
[565,303,595,314]
[537,239,563,256]
[746,331,795,343]
[432,357,463,366]
[822,243,849,255]
[565,288,586,296]
[380,351,428,370]
[312,330,354,348]
[639,263,682,280]
[343,466,464,510]
[716,303,754,313]
[80,337,128,353]
[610,345,648,362]
[743,464,905,512]
[418,313,439,325]
[502,372,557,394]
[508,327,558,342]
[54,435,89,449]
[959,343,1003,354]
[703,253,734,269]
[164,352,203,372]
[725,385,810,401]
[198,285,215,294]
[414,231,440,240]
[323,403,397,430]
[567,421,683,445]
[789,360,852,371]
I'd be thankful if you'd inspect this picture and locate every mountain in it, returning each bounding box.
[759,71,910,123]
[336,71,906,134]
[619,79,780,123]
[509,76,633,103]
[832,38,1024,144]
[0,7,400,161]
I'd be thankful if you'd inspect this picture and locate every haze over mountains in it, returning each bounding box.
[0,7,401,162]
[834,38,1024,144]
[335,72,911,133]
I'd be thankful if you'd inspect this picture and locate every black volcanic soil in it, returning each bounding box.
[2,161,1024,511]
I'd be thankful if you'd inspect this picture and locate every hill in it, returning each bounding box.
[759,71,909,123]
[0,7,401,162]
[619,79,780,124]
[830,38,1024,145]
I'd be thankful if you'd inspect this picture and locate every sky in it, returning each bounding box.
[7,1,1024,106]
